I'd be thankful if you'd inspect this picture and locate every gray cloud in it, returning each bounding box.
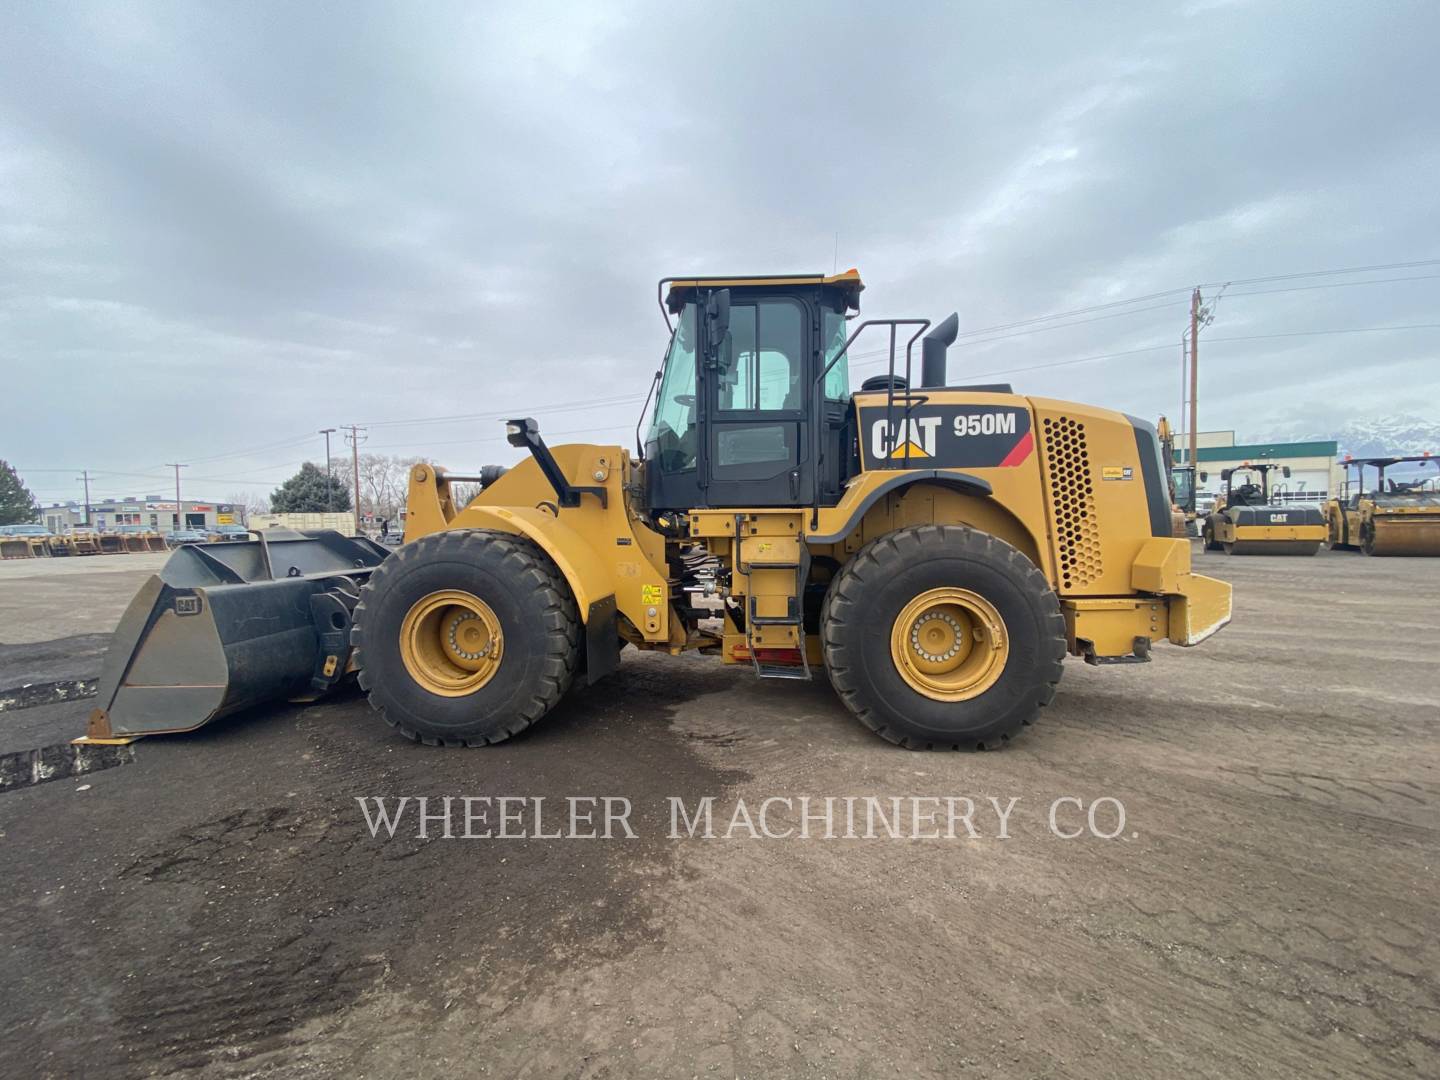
[2,0,1437,503]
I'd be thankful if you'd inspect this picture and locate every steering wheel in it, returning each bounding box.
[673,393,696,407]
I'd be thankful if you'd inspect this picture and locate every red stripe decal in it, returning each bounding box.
[998,429,1034,467]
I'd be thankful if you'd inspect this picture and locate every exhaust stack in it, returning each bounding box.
[921,312,959,388]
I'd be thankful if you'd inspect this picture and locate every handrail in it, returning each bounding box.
[809,318,930,529]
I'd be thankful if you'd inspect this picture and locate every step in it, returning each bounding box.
[753,663,812,680]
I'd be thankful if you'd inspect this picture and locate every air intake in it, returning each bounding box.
[1040,415,1103,588]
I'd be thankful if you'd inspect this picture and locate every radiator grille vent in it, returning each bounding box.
[1042,416,1102,588]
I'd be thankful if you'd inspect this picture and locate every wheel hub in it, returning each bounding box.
[890,587,1008,701]
[400,590,504,696]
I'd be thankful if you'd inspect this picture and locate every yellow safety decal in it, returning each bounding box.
[641,584,663,605]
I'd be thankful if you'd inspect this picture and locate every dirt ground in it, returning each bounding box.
[0,546,1436,1079]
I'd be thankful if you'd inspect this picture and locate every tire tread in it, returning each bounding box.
[351,529,579,746]
[821,524,1065,751]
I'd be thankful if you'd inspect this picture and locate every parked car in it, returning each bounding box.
[166,529,208,547]
[0,524,53,536]
[1193,494,1219,536]
[212,524,251,540]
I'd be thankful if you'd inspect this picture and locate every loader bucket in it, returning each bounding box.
[145,534,167,552]
[72,532,100,555]
[98,534,126,555]
[87,530,390,740]
[124,535,148,554]
[0,537,35,559]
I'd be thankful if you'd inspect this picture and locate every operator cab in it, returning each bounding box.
[1171,465,1196,515]
[643,271,864,512]
[1220,463,1288,508]
[1342,454,1440,507]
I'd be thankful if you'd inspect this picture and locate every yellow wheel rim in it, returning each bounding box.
[399,590,504,697]
[890,587,1008,701]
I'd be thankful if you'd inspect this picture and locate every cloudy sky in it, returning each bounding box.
[2,0,1437,505]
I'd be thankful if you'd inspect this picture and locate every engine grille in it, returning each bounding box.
[1041,415,1102,588]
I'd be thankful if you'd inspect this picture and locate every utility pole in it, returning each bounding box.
[319,428,337,511]
[344,424,367,532]
[1188,287,1201,475]
[75,469,92,526]
[166,463,187,530]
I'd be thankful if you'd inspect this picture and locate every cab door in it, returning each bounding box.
[704,295,812,507]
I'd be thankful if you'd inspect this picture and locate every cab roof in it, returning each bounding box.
[661,269,864,315]
[1342,454,1437,468]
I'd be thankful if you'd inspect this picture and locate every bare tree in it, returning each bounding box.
[317,453,422,523]
[227,490,271,519]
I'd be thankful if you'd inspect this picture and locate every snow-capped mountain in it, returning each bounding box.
[1249,414,1440,459]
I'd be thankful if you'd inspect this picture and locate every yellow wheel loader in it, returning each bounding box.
[1325,454,1440,556]
[1200,462,1324,555]
[1156,415,1197,538]
[86,271,1232,751]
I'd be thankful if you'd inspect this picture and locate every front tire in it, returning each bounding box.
[821,525,1065,750]
[1360,523,1378,556]
[351,529,579,746]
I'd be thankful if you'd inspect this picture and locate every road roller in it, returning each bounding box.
[1200,462,1325,555]
[1324,454,1440,556]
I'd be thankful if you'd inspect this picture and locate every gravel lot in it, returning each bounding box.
[0,546,1435,1078]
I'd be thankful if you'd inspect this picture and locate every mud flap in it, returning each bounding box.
[583,595,621,685]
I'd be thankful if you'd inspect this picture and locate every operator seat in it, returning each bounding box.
[1232,482,1264,507]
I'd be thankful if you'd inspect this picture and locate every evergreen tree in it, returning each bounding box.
[0,461,40,526]
[270,462,353,513]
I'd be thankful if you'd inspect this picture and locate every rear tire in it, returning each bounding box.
[1202,522,1223,551]
[1223,542,1236,555]
[821,525,1065,750]
[351,529,579,746]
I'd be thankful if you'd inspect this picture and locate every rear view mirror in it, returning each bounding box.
[1199,472,1208,482]
[1221,469,1232,481]
[704,289,731,369]
[1282,466,1292,478]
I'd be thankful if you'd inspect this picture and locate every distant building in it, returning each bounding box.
[39,497,244,533]
[1174,431,1341,503]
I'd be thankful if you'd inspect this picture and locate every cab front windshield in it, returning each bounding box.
[1171,467,1195,509]
[647,303,699,471]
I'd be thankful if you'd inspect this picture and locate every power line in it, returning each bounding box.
[1197,258,1440,290]
[357,391,646,429]
[176,431,319,468]
[910,257,1440,347]
[363,421,630,453]
[1219,272,1440,299]
[960,323,1440,382]
[21,257,1440,494]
